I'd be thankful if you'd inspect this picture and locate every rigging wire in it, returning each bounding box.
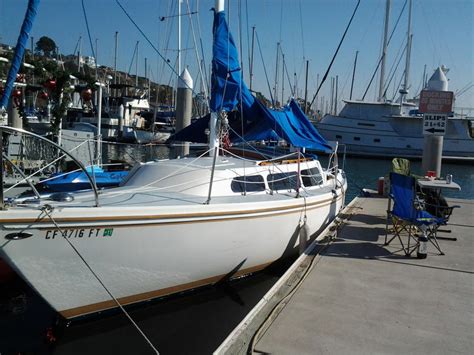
[255,31,275,106]
[238,0,247,191]
[361,0,408,100]
[309,0,361,108]
[194,0,210,95]
[383,44,407,99]
[114,0,197,96]
[127,42,138,76]
[81,0,96,61]
[245,0,251,82]
[455,82,473,97]
[384,36,407,93]
[298,0,306,60]
[280,45,295,97]
[40,207,159,354]
[391,71,406,101]
[157,0,176,87]
[185,0,209,110]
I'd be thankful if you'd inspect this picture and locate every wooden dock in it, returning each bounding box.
[216,195,474,354]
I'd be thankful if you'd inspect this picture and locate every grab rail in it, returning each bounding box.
[0,126,100,208]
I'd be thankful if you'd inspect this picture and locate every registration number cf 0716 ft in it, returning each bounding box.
[45,228,114,239]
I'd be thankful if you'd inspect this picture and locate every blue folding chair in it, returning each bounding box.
[385,172,446,257]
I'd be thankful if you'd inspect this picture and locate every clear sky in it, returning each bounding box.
[1,0,473,109]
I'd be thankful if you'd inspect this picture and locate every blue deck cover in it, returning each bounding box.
[172,10,331,153]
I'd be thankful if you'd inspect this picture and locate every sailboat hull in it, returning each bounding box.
[0,186,345,319]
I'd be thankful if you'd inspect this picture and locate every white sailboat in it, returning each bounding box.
[0,0,347,320]
[316,0,474,161]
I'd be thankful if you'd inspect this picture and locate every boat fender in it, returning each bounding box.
[299,221,310,254]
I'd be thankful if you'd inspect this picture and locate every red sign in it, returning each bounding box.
[419,90,453,113]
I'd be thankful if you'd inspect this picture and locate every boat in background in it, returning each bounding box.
[315,0,474,162]
[133,107,175,144]
[316,67,474,161]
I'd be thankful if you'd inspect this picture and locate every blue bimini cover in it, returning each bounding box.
[175,10,331,153]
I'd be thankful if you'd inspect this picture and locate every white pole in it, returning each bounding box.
[209,0,225,158]
[178,0,182,75]
[215,0,224,13]
[96,83,103,165]
[401,0,413,103]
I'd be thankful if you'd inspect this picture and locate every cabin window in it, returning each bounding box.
[267,172,298,191]
[354,137,361,141]
[374,138,380,143]
[336,135,342,139]
[231,175,266,193]
[357,122,375,127]
[301,168,323,187]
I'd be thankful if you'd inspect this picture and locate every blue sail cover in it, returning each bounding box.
[0,0,40,109]
[173,10,331,152]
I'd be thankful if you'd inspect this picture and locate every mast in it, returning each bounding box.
[281,52,285,105]
[96,82,103,165]
[378,0,391,101]
[114,31,118,84]
[95,38,98,80]
[350,51,358,100]
[249,26,255,91]
[273,42,280,107]
[78,36,82,73]
[135,41,139,88]
[400,0,412,104]
[209,0,225,158]
[178,0,182,74]
[304,59,309,114]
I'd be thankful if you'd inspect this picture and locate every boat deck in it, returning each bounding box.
[216,195,474,354]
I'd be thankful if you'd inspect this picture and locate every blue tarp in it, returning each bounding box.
[172,10,331,153]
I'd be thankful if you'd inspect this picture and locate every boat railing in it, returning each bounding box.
[0,126,100,209]
[326,142,346,189]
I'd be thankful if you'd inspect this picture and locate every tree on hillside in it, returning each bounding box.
[35,36,57,57]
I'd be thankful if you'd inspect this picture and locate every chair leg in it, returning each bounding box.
[427,226,445,255]
[407,225,419,256]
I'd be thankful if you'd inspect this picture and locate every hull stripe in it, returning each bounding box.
[2,194,343,227]
[59,262,273,319]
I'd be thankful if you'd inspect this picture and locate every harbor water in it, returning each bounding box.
[1,143,473,354]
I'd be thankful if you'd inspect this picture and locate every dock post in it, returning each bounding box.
[7,96,23,129]
[421,135,443,176]
[172,68,193,158]
[420,67,453,177]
